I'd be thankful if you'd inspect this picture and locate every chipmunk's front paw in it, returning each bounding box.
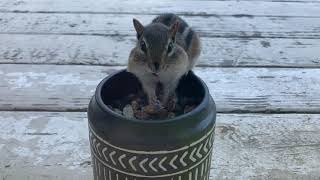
[165,93,178,112]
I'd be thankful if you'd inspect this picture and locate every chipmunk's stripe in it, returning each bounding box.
[162,14,174,26]
[178,21,188,35]
[186,29,194,48]
[136,33,141,39]
[152,13,174,26]
[153,14,188,34]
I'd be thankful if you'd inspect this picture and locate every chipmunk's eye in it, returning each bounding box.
[167,42,174,55]
[140,40,147,53]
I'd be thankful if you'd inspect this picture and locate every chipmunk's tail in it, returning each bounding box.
[152,13,201,69]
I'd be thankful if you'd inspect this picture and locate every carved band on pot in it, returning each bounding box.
[89,123,215,177]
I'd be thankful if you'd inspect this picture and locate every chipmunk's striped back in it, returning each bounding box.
[152,13,201,69]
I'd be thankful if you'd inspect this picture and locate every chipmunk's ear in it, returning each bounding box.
[133,18,144,39]
[170,21,179,42]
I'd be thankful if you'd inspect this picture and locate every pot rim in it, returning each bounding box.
[95,69,211,124]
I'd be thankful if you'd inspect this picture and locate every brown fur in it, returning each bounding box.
[128,14,201,108]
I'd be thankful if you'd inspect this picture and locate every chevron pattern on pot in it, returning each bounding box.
[89,123,215,179]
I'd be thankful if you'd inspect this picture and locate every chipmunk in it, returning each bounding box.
[127,13,201,111]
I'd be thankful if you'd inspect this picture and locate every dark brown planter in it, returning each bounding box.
[87,69,216,180]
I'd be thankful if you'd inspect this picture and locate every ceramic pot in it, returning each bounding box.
[87,69,216,180]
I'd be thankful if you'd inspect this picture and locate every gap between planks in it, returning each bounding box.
[1,63,320,69]
[2,11,320,19]
[2,32,320,39]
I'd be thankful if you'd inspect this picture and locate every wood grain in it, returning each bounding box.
[0,13,319,38]
[0,0,320,16]
[1,34,319,67]
[0,64,319,113]
[0,112,319,179]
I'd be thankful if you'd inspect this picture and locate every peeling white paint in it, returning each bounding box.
[0,113,90,167]
[5,72,45,89]
[6,76,33,89]
[12,147,35,157]
[37,116,90,164]
[0,116,36,141]
[3,69,102,94]
[44,73,100,87]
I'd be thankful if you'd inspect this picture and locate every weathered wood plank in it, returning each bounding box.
[1,34,320,67]
[0,0,320,17]
[0,64,319,113]
[0,112,319,179]
[0,13,319,38]
[0,167,92,180]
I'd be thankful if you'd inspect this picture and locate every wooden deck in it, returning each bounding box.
[0,0,320,179]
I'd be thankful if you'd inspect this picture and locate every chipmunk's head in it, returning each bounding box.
[131,18,186,74]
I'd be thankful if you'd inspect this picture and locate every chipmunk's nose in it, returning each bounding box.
[153,62,160,71]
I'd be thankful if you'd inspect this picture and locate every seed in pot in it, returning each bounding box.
[131,100,140,111]
[109,89,201,120]
[123,104,134,118]
[143,103,163,114]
